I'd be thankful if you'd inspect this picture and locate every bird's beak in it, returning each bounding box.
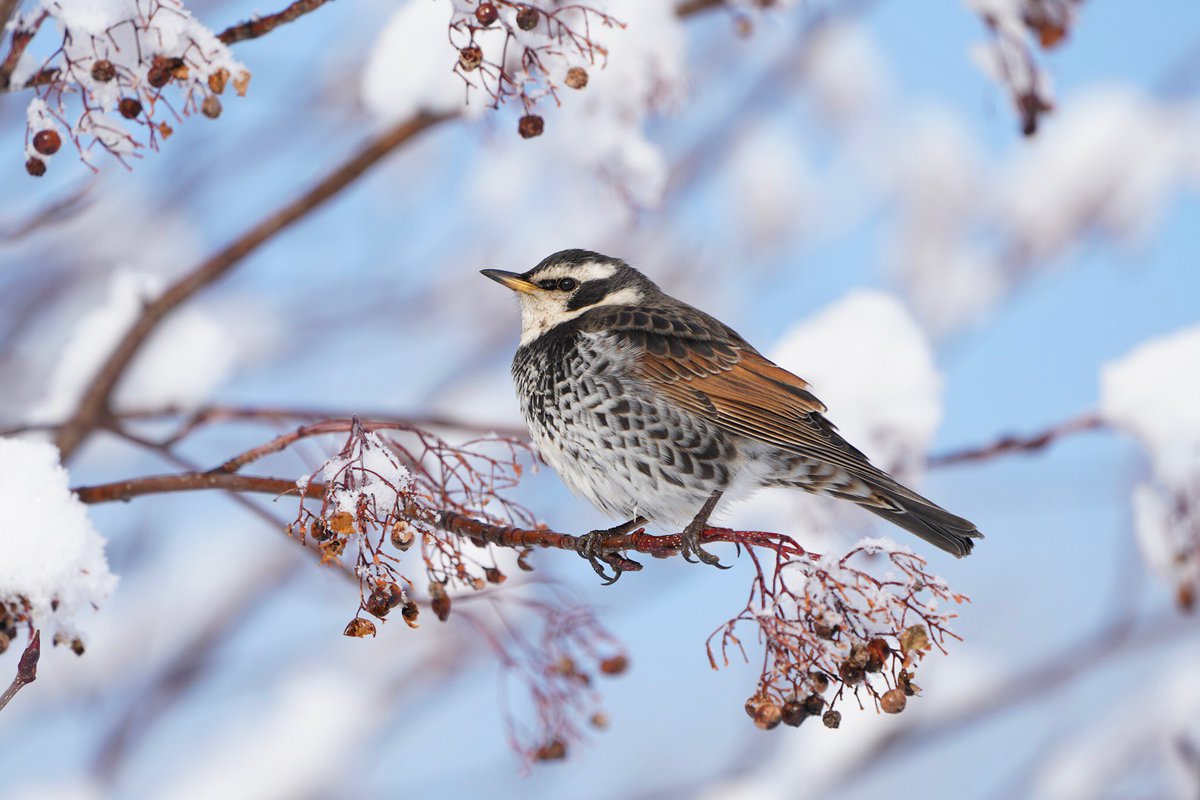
[480,269,538,294]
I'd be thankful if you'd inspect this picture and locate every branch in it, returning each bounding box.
[928,414,1105,468]
[69,469,797,567]
[217,0,335,45]
[0,630,40,714]
[52,109,455,460]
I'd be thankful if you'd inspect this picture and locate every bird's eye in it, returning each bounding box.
[557,278,578,291]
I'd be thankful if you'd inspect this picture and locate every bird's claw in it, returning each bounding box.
[574,529,643,584]
[680,523,730,570]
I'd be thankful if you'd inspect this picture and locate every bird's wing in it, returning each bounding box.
[577,304,876,469]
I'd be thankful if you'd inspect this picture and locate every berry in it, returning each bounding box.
[880,688,907,714]
[91,59,116,82]
[516,6,539,30]
[33,129,61,156]
[517,114,544,139]
[25,157,46,177]
[201,95,222,119]
[343,618,376,638]
[565,66,588,90]
[118,97,143,119]
[535,739,567,761]
[475,2,498,26]
[329,511,355,535]
[781,699,807,727]
[208,68,229,95]
[822,710,841,729]
[599,654,628,675]
[459,44,483,72]
[390,522,415,550]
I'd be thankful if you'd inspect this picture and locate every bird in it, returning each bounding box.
[482,249,981,581]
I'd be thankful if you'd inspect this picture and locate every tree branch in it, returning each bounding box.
[0,630,40,714]
[52,109,454,460]
[217,0,334,45]
[928,413,1105,468]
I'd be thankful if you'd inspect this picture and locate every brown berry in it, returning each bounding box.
[517,114,544,139]
[147,64,171,88]
[233,71,251,97]
[781,699,807,727]
[475,2,498,26]
[366,582,404,618]
[599,654,628,676]
[329,511,355,535]
[564,66,588,90]
[201,95,222,119]
[91,59,116,82]
[459,44,483,72]
[390,522,415,551]
[484,567,506,584]
[25,157,46,177]
[344,618,376,638]
[809,672,830,693]
[517,549,535,571]
[401,601,420,628]
[535,739,567,761]
[310,518,333,542]
[822,710,841,729]
[812,620,837,640]
[157,121,173,139]
[803,693,825,716]
[590,711,609,729]
[33,129,61,156]
[865,637,890,672]
[880,688,907,714]
[431,593,451,622]
[838,659,865,686]
[208,68,229,94]
[516,6,539,30]
[753,700,782,730]
[70,638,85,656]
[118,97,143,119]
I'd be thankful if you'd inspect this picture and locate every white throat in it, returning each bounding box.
[517,285,644,346]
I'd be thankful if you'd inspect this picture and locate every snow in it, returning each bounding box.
[804,21,888,128]
[313,431,414,519]
[0,438,117,640]
[25,0,249,167]
[30,271,237,424]
[361,0,469,121]
[770,291,943,476]
[1100,325,1200,597]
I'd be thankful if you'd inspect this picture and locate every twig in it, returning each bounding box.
[0,7,40,92]
[52,109,455,460]
[73,472,315,503]
[0,630,40,714]
[928,414,1105,467]
[217,0,335,45]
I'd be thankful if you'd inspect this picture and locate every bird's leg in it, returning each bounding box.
[574,516,647,585]
[680,490,730,569]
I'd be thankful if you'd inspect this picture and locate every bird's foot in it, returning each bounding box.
[679,519,730,569]
[574,519,645,585]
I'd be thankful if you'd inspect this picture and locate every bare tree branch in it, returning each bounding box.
[928,413,1105,468]
[52,109,455,460]
[0,630,40,714]
[217,0,334,45]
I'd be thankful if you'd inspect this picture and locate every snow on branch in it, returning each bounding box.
[0,438,116,657]
[9,0,250,174]
[1101,325,1200,611]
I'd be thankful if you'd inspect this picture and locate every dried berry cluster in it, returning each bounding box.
[0,599,83,656]
[289,420,630,764]
[14,0,250,174]
[709,540,965,731]
[489,596,629,766]
[974,0,1084,135]
[449,0,620,138]
[291,420,535,633]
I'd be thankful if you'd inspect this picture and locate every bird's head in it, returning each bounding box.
[482,249,658,345]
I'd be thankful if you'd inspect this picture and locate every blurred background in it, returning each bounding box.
[1,0,1199,797]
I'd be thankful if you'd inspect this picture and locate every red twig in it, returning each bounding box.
[0,631,41,714]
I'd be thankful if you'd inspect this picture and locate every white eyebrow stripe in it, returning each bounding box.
[530,260,617,284]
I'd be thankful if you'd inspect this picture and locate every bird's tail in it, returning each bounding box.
[839,472,982,557]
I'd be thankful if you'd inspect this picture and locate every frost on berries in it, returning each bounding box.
[968,0,1083,135]
[15,0,250,173]
[710,537,966,729]
[447,0,622,136]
